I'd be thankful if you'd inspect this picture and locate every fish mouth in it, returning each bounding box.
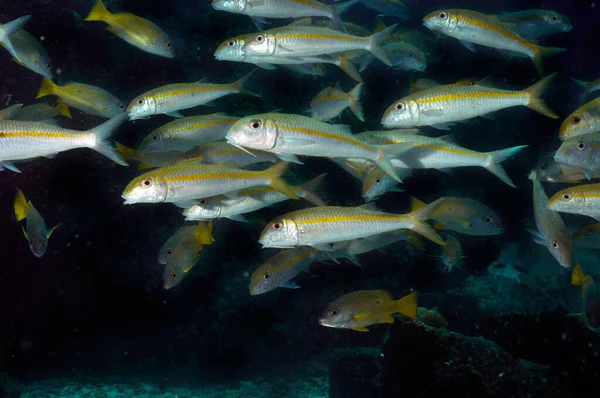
[121,195,135,205]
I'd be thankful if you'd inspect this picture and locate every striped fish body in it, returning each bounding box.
[495,10,572,38]
[559,98,600,140]
[0,104,23,121]
[359,0,410,19]
[13,102,66,121]
[214,0,337,19]
[309,86,351,121]
[547,183,600,217]
[140,113,239,152]
[179,142,277,166]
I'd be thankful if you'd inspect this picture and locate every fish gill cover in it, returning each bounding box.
[0,0,599,397]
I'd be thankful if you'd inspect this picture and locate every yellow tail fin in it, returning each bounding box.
[531,45,565,77]
[36,77,57,99]
[114,142,136,162]
[56,98,72,118]
[194,222,215,246]
[264,162,300,200]
[394,291,418,320]
[85,0,111,22]
[408,231,425,251]
[523,72,559,119]
[571,263,592,287]
[14,188,30,222]
[409,196,426,211]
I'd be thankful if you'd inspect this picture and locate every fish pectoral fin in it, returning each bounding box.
[11,57,24,66]
[276,45,294,53]
[22,226,29,241]
[351,327,370,332]
[430,122,452,130]
[256,63,277,70]
[173,200,198,209]
[227,214,249,222]
[281,280,301,289]
[46,223,62,238]
[309,243,336,251]
[351,312,377,321]
[381,316,395,324]
[166,111,184,118]
[280,137,316,147]
[2,162,21,173]
[459,40,476,52]
[275,153,304,164]
[421,108,445,117]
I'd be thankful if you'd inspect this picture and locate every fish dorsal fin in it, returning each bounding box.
[409,196,426,211]
[571,263,592,287]
[438,134,458,145]
[374,17,387,34]
[358,202,379,211]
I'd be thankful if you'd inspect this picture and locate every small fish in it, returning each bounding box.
[0,115,128,166]
[572,78,600,100]
[85,0,174,58]
[494,10,572,39]
[249,247,329,295]
[183,173,326,222]
[547,182,600,220]
[121,161,298,205]
[158,225,198,264]
[308,82,364,122]
[554,133,600,175]
[571,264,600,332]
[163,222,214,290]
[115,143,181,170]
[0,104,23,120]
[225,113,407,183]
[410,197,503,236]
[13,100,72,121]
[529,169,573,268]
[319,290,417,332]
[0,15,31,64]
[177,142,278,167]
[383,39,428,72]
[573,224,600,249]
[356,130,527,188]
[139,113,239,152]
[258,200,447,249]
[423,9,564,76]
[382,73,558,129]
[439,234,463,272]
[358,0,410,19]
[212,0,356,23]
[241,24,397,67]
[36,78,125,119]
[537,152,593,183]
[14,188,60,258]
[4,29,52,78]
[127,72,257,120]
[559,97,600,141]
[361,166,410,202]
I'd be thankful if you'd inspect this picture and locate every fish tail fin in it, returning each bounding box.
[14,188,29,222]
[87,114,128,166]
[233,69,260,97]
[486,145,528,188]
[331,0,357,28]
[531,46,564,77]
[348,82,365,122]
[409,196,426,211]
[523,72,559,118]
[336,52,362,83]
[367,23,397,66]
[56,98,72,118]
[375,143,410,183]
[36,77,57,99]
[297,173,327,206]
[85,0,111,22]
[114,142,136,162]
[571,263,592,287]
[194,221,215,246]
[0,15,31,62]
[408,231,425,251]
[264,162,299,200]
[408,198,446,245]
[393,291,418,320]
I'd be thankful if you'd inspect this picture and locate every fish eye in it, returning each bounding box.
[272,221,282,230]
[119,104,124,110]
[540,163,547,171]
[166,250,172,255]
[562,193,572,201]
[249,119,262,129]
[551,15,558,21]
[199,199,207,205]
[329,309,338,316]
[171,272,177,279]
[375,177,381,183]
[375,299,382,305]
[577,141,586,150]
[263,273,270,280]
[395,102,405,111]
[228,40,235,47]
[438,12,448,20]
[483,216,494,224]
[256,35,265,43]
[166,42,172,48]
[552,241,559,249]
[46,63,51,68]
[572,115,582,124]
[142,178,153,187]
[152,135,159,140]
[137,98,145,105]
[587,229,594,236]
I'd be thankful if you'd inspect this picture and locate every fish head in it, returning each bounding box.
[212,0,246,12]
[259,217,299,248]
[555,135,596,167]
[127,95,157,120]
[163,262,186,290]
[559,111,596,140]
[249,263,280,296]
[184,198,222,220]
[226,116,277,150]
[537,152,564,181]
[543,12,573,33]
[139,130,169,152]
[242,33,276,56]
[318,300,354,329]
[215,36,246,61]
[548,236,573,268]
[423,10,458,34]
[362,169,396,202]
[28,234,48,258]
[547,189,586,214]
[381,99,419,128]
[32,57,53,79]
[472,211,504,235]
[122,175,168,204]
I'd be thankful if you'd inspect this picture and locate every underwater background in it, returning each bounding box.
[1,0,600,397]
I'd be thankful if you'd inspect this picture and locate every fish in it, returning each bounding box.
[573,224,600,249]
[0,15,32,64]
[115,143,181,170]
[127,72,257,120]
[158,225,198,264]
[356,130,527,188]
[0,114,128,167]
[361,166,410,202]
[84,0,174,58]
[13,188,60,258]
[529,169,573,268]
[177,142,278,167]
[258,200,447,249]
[183,173,326,222]
[249,247,330,295]
[138,113,239,152]
[423,9,565,76]
[318,290,417,332]
[36,78,125,119]
[537,152,594,183]
[12,100,72,121]
[572,78,600,100]
[121,161,299,205]
[241,24,397,67]
[439,234,463,272]
[382,73,558,129]
[308,82,364,122]
[4,29,52,78]
[215,32,362,83]
[554,133,600,176]
[571,264,600,332]
[558,98,600,141]
[494,10,573,39]
[547,182,600,220]
[410,197,503,236]
[163,222,214,290]
[225,113,408,183]
[383,38,428,72]
[0,104,23,120]
[357,0,410,19]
